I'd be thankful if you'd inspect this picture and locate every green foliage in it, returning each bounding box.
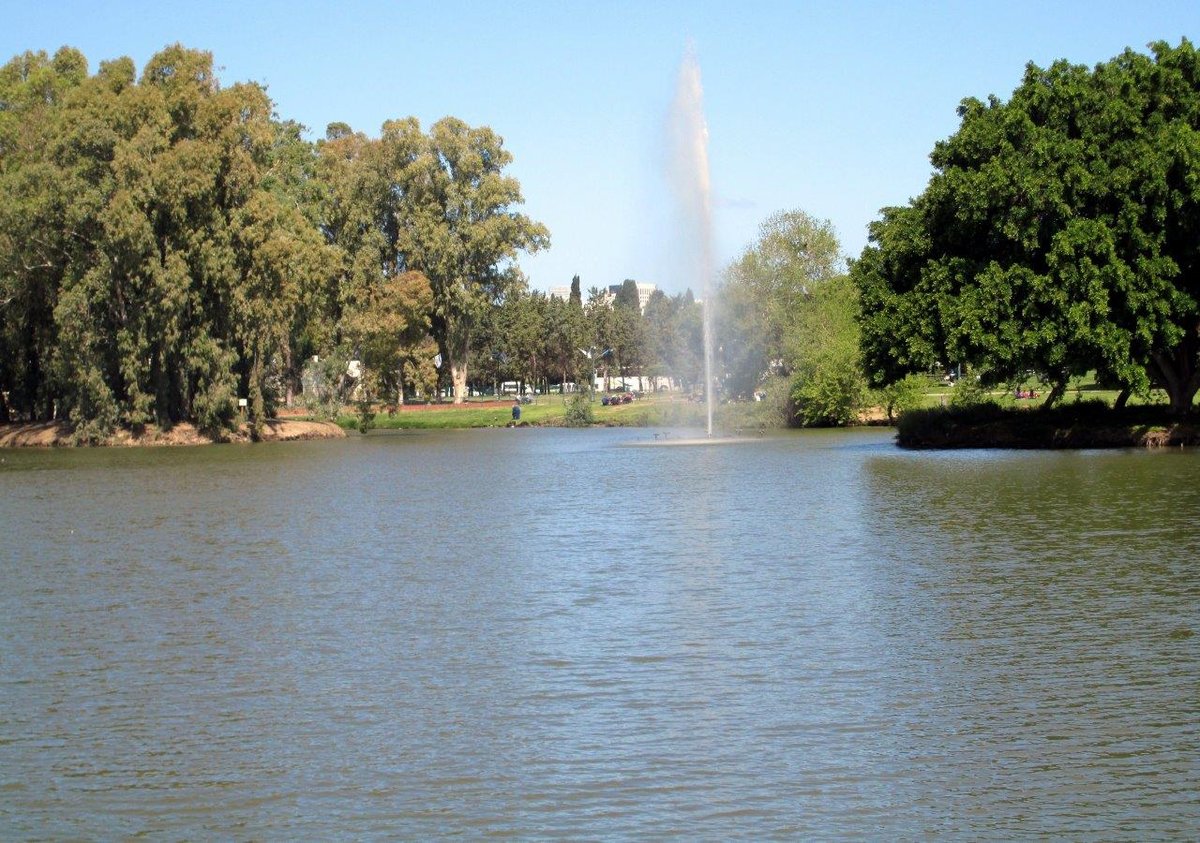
[717,208,866,426]
[949,374,993,409]
[878,373,929,422]
[302,351,350,421]
[372,116,550,402]
[854,39,1200,414]
[718,209,846,398]
[563,391,594,427]
[791,357,867,427]
[893,398,1196,448]
[189,337,238,437]
[0,41,559,436]
[355,400,377,434]
[0,43,337,438]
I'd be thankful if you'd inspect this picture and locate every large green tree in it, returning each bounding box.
[0,45,333,439]
[854,39,1200,412]
[381,117,549,403]
[717,209,860,424]
[0,47,89,422]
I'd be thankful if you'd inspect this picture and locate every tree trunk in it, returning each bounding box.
[1042,380,1066,408]
[444,316,471,404]
[1113,387,1132,410]
[1151,331,1200,414]
[248,350,265,441]
[451,363,468,404]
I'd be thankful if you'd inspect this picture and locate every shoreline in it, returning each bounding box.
[896,405,1200,450]
[0,418,346,448]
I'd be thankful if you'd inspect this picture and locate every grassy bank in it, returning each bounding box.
[331,395,766,431]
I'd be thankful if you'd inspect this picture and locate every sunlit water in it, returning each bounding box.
[2,428,1197,838]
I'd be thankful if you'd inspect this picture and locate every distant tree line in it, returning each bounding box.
[7,38,1193,440]
[0,44,546,440]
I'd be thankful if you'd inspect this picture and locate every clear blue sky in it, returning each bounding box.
[4,1,1198,294]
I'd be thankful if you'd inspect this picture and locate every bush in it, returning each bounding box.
[302,351,350,421]
[879,373,928,422]
[564,391,594,427]
[949,374,991,408]
[791,359,868,427]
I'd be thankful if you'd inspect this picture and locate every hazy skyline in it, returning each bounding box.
[4,1,1198,294]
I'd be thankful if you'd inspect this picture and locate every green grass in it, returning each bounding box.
[917,371,1171,410]
[332,394,713,431]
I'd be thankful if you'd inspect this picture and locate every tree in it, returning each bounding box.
[0,47,91,423]
[384,117,549,403]
[498,288,548,391]
[340,270,433,406]
[544,293,585,389]
[614,279,640,310]
[0,44,333,438]
[853,39,1200,413]
[717,209,861,423]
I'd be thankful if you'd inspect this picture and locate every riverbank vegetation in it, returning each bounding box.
[3,39,1197,448]
[0,44,545,443]
[852,39,1200,441]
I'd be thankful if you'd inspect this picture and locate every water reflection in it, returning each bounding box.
[1,431,1196,838]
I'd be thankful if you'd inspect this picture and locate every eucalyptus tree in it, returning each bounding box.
[854,39,1200,412]
[339,270,433,405]
[609,280,649,389]
[381,117,549,403]
[654,290,704,392]
[497,288,549,392]
[0,47,89,422]
[544,290,586,390]
[1,44,333,439]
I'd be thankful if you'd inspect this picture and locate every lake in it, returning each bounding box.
[2,428,1197,838]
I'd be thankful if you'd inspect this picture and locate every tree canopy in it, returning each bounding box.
[717,209,862,425]
[853,39,1200,412]
[0,43,547,434]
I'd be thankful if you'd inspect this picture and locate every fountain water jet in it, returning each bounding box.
[668,42,715,437]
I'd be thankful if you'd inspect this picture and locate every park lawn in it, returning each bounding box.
[335,394,711,430]
[919,371,1171,410]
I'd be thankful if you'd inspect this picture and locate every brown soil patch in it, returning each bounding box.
[0,418,346,447]
[0,421,69,447]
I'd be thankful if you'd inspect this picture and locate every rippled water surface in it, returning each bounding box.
[2,428,1198,838]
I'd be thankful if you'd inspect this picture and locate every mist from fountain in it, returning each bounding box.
[668,42,715,436]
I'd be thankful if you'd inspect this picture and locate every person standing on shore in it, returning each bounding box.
[511,400,521,425]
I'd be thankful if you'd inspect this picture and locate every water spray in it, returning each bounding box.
[669,42,715,436]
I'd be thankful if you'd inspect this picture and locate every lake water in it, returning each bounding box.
[1,428,1197,839]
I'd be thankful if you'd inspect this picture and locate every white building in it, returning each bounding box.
[548,281,657,312]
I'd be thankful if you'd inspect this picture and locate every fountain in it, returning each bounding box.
[626,44,762,449]
[668,41,716,437]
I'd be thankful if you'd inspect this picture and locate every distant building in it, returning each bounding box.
[604,281,657,313]
[548,281,657,312]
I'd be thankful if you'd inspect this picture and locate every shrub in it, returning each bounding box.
[564,391,594,427]
[949,374,991,408]
[879,373,928,422]
[791,359,868,427]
